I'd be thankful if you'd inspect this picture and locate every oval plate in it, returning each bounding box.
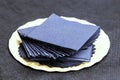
[9,17,110,72]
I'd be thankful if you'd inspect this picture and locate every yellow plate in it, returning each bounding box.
[9,16,110,72]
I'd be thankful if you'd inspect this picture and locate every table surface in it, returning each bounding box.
[0,0,119,80]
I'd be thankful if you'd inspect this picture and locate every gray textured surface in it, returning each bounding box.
[0,0,119,80]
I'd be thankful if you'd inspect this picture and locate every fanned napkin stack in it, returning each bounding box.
[18,14,100,67]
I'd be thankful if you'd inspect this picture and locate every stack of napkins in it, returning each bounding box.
[18,14,100,67]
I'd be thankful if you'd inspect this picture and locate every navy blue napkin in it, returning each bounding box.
[19,44,94,67]
[18,13,100,67]
[19,14,99,51]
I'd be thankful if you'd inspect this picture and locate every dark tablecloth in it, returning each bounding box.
[0,0,119,80]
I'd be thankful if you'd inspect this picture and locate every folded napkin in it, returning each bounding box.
[18,13,100,67]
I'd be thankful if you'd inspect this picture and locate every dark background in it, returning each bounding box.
[0,0,120,80]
